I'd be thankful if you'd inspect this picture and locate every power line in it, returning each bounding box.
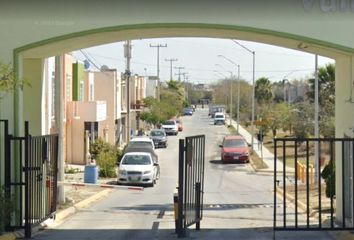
[174,67,185,82]
[77,50,316,74]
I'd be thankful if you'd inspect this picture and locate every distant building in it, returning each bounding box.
[145,76,158,98]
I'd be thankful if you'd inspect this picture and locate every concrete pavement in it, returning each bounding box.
[227,116,291,173]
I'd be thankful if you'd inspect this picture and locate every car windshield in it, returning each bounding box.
[128,141,153,148]
[215,114,224,118]
[163,121,175,125]
[151,131,165,137]
[121,155,151,165]
[223,139,247,148]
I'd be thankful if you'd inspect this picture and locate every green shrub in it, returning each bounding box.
[0,187,14,234]
[90,138,111,160]
[321,161,335,198]
[90,138,122,178]
[97,150,117,178]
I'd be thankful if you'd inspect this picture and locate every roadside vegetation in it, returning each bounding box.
[139,80,188,126]
[90,138,122,178]
[213,64,335,196]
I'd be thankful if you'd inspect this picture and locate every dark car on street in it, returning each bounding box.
[183,107,193,116]
[150,129,168,148]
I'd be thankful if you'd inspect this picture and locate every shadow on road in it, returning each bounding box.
[32,227,333,240]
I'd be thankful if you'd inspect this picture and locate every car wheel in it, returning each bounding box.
[156,169,160,180]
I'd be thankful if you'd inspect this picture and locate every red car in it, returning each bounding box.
[219,135,250,163]
[175,119,183,131]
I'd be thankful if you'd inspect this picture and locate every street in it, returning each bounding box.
[33,108,333,240]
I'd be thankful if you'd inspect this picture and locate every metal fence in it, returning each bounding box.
[274,138,354,231]
[2,121,58,238]
[177,135,205,238]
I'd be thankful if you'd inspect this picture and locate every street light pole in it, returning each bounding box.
[232,40,256,151]
[215,64,233,125]
[217,55,241,133]
[237,65,240,133]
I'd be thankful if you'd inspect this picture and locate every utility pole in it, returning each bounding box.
[124,40,132,142]
[55,55,65,204]
[150,43,167,101]
[175,66,185,82]
[165,58,178,80]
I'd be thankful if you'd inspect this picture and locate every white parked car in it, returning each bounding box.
[118,152,160,187]
[128,137,155,150]
[214,112,226,125]
[161,120,178,135]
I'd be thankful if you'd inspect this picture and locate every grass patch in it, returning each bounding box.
[250,152,268,169]
[65,167,80,174]
[227,124,237,134]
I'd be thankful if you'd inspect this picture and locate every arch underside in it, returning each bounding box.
[17,24,352,60]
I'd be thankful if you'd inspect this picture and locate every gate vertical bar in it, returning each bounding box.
[318,140,322,228]
[177,138,185,238]
[294,140,298,228]
[24,121,31,238]
[342,140,346,228]
[195,182,201,230]
[352,139,354,227]
[282,140,286,227]
[201,136,205,220]
[330,141,334,228]
[306,140,310,228]
[273,138,277,229]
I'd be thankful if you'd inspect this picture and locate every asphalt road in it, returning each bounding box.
[34,108,334,240]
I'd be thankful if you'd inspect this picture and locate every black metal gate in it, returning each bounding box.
[1,120,59,238]
[176,135,205,237]
[274,137,354,232]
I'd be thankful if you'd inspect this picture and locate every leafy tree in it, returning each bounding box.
[140,81,186,126]
[258,103,292,137]
[255,77,273,105]
[0,62,27,96]
[307,63,335,137]
[291,102,314,138]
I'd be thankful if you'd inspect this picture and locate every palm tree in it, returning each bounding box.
[255,77,273,105]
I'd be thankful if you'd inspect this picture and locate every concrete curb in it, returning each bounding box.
[44,188,112,227]
[328,231,354,240]
[0,188,113,239]
[0,233,16,240]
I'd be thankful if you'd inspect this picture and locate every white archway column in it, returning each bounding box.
[335,54,354,222]
[22,58,45,135]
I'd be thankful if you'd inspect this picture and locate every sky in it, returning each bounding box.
[73,38,334,85]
